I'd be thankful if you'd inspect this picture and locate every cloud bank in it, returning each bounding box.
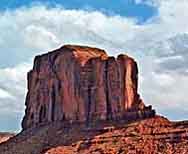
[0,0,188,131]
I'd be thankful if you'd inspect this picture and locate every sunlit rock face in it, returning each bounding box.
[0,133,14,144]
[22,45,155,130]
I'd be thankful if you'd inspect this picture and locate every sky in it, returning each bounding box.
[0,0,188,132]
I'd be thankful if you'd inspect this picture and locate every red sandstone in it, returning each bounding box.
[22,45,155,130]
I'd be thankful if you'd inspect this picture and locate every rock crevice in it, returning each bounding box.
[22,45,155,130]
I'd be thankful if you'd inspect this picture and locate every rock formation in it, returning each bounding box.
[1,45,188,154]
[1,116,188,154]
[22,45,155,130]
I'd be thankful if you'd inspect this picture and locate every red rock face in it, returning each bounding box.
[22,45,155,130]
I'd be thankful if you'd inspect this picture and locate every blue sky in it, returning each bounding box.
[0,0,157,22]
[0,0,188,132]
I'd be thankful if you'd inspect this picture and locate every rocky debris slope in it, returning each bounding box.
[22,45,155,130]
[0,133,14,144]
[0,116,188,154]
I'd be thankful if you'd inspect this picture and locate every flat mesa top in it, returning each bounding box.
[34,45,109,65]
[60,45,133,61]
[62,45,109,65]
[39,45,107,57]
[34,45,134,67]
[62,45,107,56]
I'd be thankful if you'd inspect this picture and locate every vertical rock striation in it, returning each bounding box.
[22,45,155,130]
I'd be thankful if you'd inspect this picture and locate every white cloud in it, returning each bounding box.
[0,89,13,99]
[152,72,175,87]
[134,0,144,4]
[0,62,32,114]
[0,1,188,131]
[24,25,60,50]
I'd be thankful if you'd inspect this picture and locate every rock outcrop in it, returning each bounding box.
[1,116,188,154]
[22,45,155,130]
[1,45,188,154]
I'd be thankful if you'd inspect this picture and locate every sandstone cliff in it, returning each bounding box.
[22,45,155,130]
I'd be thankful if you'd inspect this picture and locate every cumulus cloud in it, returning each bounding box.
[0,62,32,113]
[0,89,13,99]
[0,0,188,131]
